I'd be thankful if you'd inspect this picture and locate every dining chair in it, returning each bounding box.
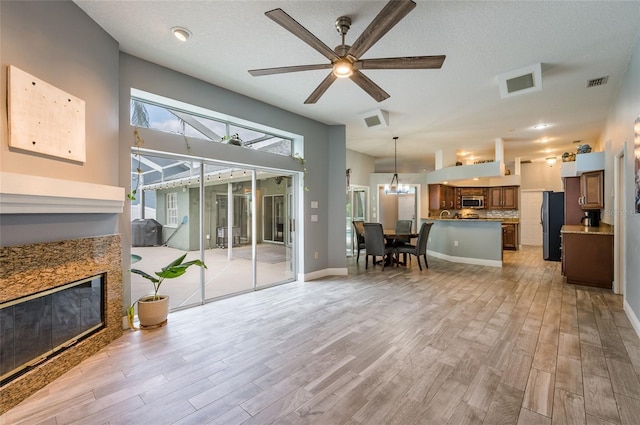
[363,222,395,270]
[396,222,433,270]
[352,220,366,262]
[394,220,413,245]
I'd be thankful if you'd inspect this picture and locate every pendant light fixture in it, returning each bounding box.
[385,136,409,194]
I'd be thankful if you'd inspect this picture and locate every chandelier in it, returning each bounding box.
[384,136,410,194]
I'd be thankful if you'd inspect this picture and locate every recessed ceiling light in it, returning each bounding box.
[171,26,191,42]
[533,123,549,130]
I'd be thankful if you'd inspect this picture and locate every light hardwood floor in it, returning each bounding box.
[3,246,640,425]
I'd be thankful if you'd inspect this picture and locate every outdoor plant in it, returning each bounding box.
[127,253,206,329]
[127,128,144,201]
[291,153,308,191]
[221,133,243,145]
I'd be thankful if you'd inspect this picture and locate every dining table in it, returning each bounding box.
[382,230,419,266]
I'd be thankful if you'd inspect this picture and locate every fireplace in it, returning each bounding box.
[1,274,106,384]
[0,235,122,414]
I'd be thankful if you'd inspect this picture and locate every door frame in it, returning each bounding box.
[346,184,370,257]
[614,145,626,295]
[375,184,421,231]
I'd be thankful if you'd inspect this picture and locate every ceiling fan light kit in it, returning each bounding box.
[248,0,445,104]
[332,58,354,78]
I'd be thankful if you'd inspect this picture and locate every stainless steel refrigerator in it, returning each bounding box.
[542,191,564,261]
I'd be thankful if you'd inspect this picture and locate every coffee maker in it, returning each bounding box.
[582,210,601,227]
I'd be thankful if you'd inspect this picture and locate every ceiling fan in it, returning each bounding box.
[248,0,445,104]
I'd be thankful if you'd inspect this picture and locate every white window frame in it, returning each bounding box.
[166,192,178,226]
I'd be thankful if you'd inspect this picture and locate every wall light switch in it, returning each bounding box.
[311,215,318,222]
[311,201,318,208]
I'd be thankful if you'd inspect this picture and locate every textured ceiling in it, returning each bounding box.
[74,0,640,172]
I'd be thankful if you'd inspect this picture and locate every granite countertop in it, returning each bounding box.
[561,223,614,235]
[424,217,520,223]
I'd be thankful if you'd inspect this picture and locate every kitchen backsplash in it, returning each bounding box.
[485,209,520,218]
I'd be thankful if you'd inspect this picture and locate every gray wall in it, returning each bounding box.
[346,149,376,186]
[600,37,640,326]
[0,1,120,246]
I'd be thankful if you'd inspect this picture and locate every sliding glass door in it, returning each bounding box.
[256,175,294,288]
[130,153,297,312]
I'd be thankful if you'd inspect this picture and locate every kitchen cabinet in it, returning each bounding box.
[502,223,517,250]
[562,228,613,289]
[580,170,604,209]
[563,176,583,224]
[487,186,518,209]
[455,187,487,209]
[564,171,604,216]
[429,184,455,210]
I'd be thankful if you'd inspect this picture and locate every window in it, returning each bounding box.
[129,92,292,156]
[166,192,178,226]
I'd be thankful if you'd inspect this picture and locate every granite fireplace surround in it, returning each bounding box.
[0,234,123,414]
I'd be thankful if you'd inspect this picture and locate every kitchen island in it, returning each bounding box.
[421,217,518,267]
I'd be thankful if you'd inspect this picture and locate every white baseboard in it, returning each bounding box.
[624,299,640,339]
[427,250,502,268]
[300,268,348,282]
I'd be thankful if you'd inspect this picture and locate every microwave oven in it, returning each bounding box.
[461,195,485,209]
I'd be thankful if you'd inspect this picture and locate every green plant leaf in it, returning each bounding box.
[127,303,138,330]
[164,253,188,269]
[130,268,160,283]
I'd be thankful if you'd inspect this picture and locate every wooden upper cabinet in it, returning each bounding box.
[580,170,604,210]
[429,184,456,210]
[487,186,518,209]
[444,185,455,209]
[502,186,518,209]
[487,187,503,209]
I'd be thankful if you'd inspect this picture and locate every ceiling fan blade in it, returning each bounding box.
[249,64,332,76]
[265,8,338,62]
[358,55,446,70]
[350,70,390,103]
[304,72,337,104]
[347,0,416,60]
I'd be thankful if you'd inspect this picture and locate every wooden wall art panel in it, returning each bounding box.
[7,65,86,162]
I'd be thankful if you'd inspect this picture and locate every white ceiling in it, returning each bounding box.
[74,0,640,172]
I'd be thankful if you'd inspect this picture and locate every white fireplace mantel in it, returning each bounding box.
[0,172,124,214]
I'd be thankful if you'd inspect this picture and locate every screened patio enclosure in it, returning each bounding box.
[131,152,296,310]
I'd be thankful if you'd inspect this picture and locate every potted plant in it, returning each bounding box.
[128,253,206,329]
[221,133,243,146]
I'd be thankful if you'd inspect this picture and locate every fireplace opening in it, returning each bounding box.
[0,274,105,385]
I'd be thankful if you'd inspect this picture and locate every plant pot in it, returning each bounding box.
[137,295,169,329]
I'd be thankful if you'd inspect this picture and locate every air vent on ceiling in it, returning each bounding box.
[360,109,389,129]
[520,160,532,164]
[587,76,608,88]
[498,63,543,99]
